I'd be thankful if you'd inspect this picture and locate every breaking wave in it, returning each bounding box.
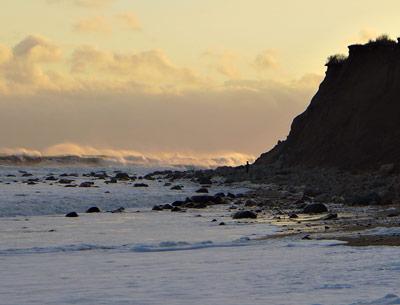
[0,143,254,168]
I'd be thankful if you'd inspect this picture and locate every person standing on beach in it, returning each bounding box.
[246,161,250,174]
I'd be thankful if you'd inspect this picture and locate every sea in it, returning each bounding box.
[0,164,399,305]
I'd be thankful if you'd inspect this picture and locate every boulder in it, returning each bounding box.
[65,212,79,217]
[232,210,257,219]
[86,206,101,213]
[80,182,94,188]
[134,183,149,187]
[302,203,328,214]
[195,187,209,193]
[171,185,183,190]
[115,172,130,180]
[59,179,74,184]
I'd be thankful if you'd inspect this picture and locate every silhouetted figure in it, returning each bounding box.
[245,161,250,174]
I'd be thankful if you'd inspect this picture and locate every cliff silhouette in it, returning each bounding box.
[255,36,400,170]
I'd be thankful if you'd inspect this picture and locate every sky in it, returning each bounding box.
[0,0,399,165]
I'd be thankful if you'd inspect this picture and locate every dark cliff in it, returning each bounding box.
[255,38,400,170]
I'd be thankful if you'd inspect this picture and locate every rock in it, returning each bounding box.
[59,179,74,184]
[152,205,163,211]
[350,192,381,205]
[244,199,258,207]
[192,202,208,209]
[65,212,79,217]
[64,184,77,188]
[45,176,58,181]
[171,185,183,190]
[219,222,226,226]
[198,177,212,185]
[171,207,182,212]
[171,200,185,207]
[115,172,130,180]
[215,192,225,197]
[195,187,209,193]
[134,183,149,187]
[379,163,396,175]
[302,235,311,240]
[164,182,172,187]
[86,206,101,213]
[232,210,257,219]
[191,195,223,205]
[289,213,299,219]
[227,193,236,199]
[80,182,94,188]
[22,173,33,177]
[302,203,328,214]
[162,204,173,210]
[111,207,125,213]
[323,213,338,220]
[211,219,217,222]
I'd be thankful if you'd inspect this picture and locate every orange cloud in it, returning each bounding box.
[202,50,241,79]
[73,16,111,34]
[253,49,279,71]
[47,0,116,9]
[116,12,141,31]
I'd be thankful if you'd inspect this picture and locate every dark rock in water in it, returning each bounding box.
[232,210,257,219]
[289,213,299,219]
[64,184,77,188]
[27,181,37,185]
[134,183,149,187]
[152,205,163,211]
[111,207,125,213]
[211,219,217,222]
[195,187,209,193]
[227,193,236,199]
[115,172,130,180]
[171,200,185,207]
[349,192,381,206]
[171,206,182,212]
[162,204,173,210]
[192,202,208,209]
[198,177,212,185]
[66,212,79,217]
[255,40,400,170]
[45,176,58,181]
[80,182,94,188]
[302,203,328,214]
[219,222,226,226]
[302,235,311,240]
[86,206,101,213]
[171,185,183,190]
[22,173,33,177]
[59,179,74,184]
[191,195,223,205]
[164,182,172,187]
[215,192,225,197]
[323,213,338,220]
[244,199,257,207]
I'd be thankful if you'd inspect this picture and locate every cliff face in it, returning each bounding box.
[255,41,400,170]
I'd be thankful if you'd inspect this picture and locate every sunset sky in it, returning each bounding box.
[0,0,399,165]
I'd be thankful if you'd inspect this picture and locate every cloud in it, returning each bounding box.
[70,45,205,92]
[13,35,61,62]
[47,0,116,9]
[0,35,64,93]
[116,12,141,31]
[202,50,241,79]
[253,49,279,71]
[72,16,111,34]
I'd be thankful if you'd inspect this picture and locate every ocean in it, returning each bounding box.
[0,165,399,305]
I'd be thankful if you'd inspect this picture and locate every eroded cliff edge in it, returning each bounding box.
[256,38,400,171]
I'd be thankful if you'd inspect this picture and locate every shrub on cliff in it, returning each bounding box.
[366,34,396,46]
[326,54,348,66]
